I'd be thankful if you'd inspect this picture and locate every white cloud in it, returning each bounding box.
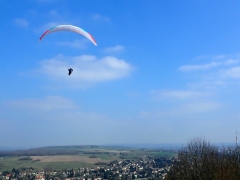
[178,54,240,80]
[222,66,240,78]
[179,55,240,72]
[179,61,220,71]
[213,55,226,59]
[14,18,29,28]
[223,59,239,65]
[5,96,77,112]
[103,45,125,54]
[178,101,221,114]
[92,14,110,22]
[193,55,225,61]
[139,100,221,120]
[37,55,134,87]
[177,55,240,92]
[151,90,209,100]
[49,10,58,16]
[148,54,240,122]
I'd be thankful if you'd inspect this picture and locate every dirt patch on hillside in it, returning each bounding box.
[31,155,107,164]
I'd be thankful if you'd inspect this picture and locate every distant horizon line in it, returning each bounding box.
[0,142,237,151]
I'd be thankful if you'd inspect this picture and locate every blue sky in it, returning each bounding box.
[1,0,240,148]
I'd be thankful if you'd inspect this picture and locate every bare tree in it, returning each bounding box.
[166,138,240,180]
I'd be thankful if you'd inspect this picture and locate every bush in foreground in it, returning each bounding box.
[166,138,240,180]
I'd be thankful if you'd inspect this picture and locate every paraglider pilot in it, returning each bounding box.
[68,67,73,75]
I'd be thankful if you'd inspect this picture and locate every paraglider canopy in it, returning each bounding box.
[39,25,97,46]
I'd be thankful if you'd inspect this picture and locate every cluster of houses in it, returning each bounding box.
[0,155,176,180]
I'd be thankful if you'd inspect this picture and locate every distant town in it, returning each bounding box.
[0,154,177,180]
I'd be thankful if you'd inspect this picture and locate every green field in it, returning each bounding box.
[0,156,97,171]
[0,146,177,171]
[0,157,94,171]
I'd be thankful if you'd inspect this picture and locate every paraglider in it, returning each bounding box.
[39,25,97,76]
[39,25,97,46]
[68,67,73,75]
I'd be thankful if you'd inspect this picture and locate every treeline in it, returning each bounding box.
[166,138,240,180]
[18,157,32,161]
[0,148,79,156]
[83,152,111,154]
[43,145,97,149]
[89,155,98,158]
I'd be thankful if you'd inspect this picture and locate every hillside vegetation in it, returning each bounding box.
[166,138,240,180]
